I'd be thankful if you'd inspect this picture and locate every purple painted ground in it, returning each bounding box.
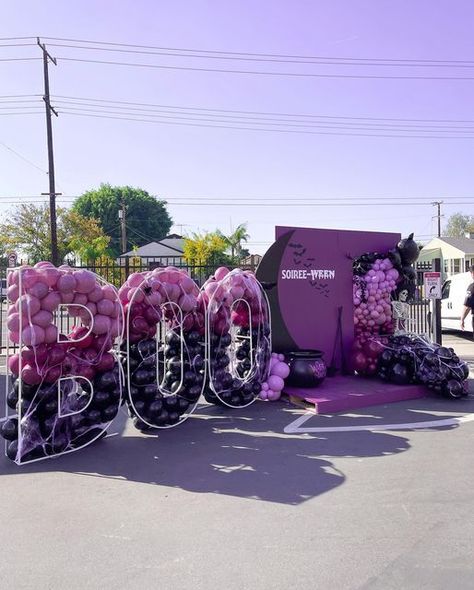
[284,375,427,413]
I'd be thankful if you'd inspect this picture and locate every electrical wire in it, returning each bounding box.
[0,58,42,62]
[55,56,474,80]
[41,36,474,66]
[59,110,474,139]
[51,94,474,124]
[0,141,47,173]
[44,42,474,69]
[53,101,474,131]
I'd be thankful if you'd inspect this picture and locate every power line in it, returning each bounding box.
[54,101,474,131]
[41,36,474,66]
[43,42,474,69]
[0,141,47,173]
[59,110,474,139]
[51,94,474,124]
[0,57,42,62]
[0,43,37,48]
[0,36,37,41]
[55,56,474,80]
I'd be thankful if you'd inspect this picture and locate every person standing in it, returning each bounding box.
[460,265,474,336]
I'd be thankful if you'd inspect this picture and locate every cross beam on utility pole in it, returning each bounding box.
[432,201,444,238]
[37,37,59,265]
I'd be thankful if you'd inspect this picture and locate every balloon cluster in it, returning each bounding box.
[119,267,205,429]
[351,233,420,375]
[377,334,469,398]
[203,267,271,408]
[258,352,290,401]
[1,263,123,464]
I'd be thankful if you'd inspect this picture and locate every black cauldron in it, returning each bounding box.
[286,350,327,388]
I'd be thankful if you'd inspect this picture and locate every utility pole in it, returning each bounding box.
[432,201,443,237]
[37,38,60,265]
[118,201,127,253]
[118,201,129,276]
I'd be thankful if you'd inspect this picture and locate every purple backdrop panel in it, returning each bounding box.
[273,226,400,361]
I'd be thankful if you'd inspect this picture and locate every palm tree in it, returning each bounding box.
[220,223,250,262]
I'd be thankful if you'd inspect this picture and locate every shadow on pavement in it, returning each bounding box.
[0,400,414,505]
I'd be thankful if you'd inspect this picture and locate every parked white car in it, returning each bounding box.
[441,271,473,331]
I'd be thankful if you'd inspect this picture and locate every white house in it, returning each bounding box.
[417,233,474,279]
[119,234,184,266]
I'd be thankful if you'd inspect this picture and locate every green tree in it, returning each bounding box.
[183,231,230,266]
[72,183,173,257]
[0,204,110,263]
[218,223,250,261]
[443,213,474,237]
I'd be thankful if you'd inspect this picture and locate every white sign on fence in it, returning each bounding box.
[7,252,17,268]
[424,271,441,299]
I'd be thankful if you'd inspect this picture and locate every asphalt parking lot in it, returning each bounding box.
[0,332,473,590]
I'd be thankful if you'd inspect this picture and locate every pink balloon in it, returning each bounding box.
[61,291,75,303]
[97,299,115,316]
[268,375,284,392]
[102,285,117,301]
[146,291,162,307]
[88,285,103,303]
[259,390,269,401]
[267,389,280,401]
[73,293,88,306]
[47,343,67,365]
[41,291,61,312]
[167,270,182,285]
[214,267,230,281]
[7,284,19,303]
[57,274,76,293]
[180,276,196,294]
[7,312,21,333]
[73,270,96,294]
[8,353,20,375]
[164,283,181,302]
[29,281,49,300]
[179,294,196,313]
[273,361,290,379]
[44,324,58,343]
[230,285,245,300]
[44,365,62,384]
[31,309,53,328]
[22,325,45,346]
[16,294,41,317]
[41,267,60,288]
[22,268,40,289]
[127,272,145,288]
[92,314,111,335]
[128,287,145,304]
[21,364,42,386]
[10,330,20,344]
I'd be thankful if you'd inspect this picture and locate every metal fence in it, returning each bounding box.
[0,258,435,355]
[0,257,258,354]
[407,298,433,339]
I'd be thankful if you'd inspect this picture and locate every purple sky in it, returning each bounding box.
[2,1,474,254]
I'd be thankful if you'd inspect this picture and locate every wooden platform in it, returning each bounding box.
[283,375,427,414]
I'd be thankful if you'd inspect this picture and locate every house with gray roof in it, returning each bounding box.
[118,234,184,266]
[417,233,474,278]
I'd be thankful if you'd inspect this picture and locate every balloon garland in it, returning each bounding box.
[377,334,469,398]
[1,263,123,464]
[120,267,206,430]
[351,234,420,375]
[203,267,272,408]
[258,353,290,401]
